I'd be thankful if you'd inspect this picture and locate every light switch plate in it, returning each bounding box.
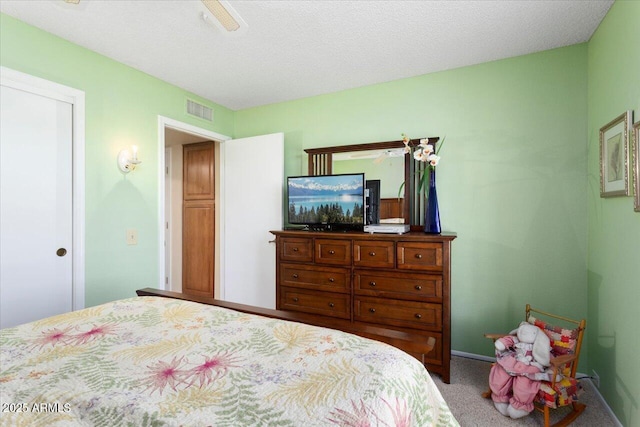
[126,229,138,245]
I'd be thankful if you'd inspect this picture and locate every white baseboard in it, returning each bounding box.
[585,378,624,427]
[452,349,495,363]
[451,350,623,426]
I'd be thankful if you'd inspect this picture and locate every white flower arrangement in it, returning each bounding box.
[413,139,441,167]
[400,133,445,193]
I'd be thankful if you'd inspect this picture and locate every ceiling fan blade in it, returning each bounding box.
[201,0,244,32]
[351,152,376,158]
[387,148,407,157]
[373,152,390,164]
[373,148,406,164]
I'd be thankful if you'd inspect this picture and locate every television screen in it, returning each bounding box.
[287,173,365,228]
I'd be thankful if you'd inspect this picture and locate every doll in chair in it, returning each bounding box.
[489,322,554,419]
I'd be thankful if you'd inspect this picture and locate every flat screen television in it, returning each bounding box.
[287,173,365,231]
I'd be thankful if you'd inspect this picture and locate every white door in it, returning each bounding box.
[222,133,284,309]
[0,85,73,328]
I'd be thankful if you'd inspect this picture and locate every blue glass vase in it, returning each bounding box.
[424,168,441,234]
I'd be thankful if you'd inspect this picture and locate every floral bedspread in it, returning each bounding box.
[0,296,458,427]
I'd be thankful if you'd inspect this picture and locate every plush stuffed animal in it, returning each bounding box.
[489,322,552,419]
[496,322,551,369]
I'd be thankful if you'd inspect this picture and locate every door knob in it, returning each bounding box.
[56,248,67,257]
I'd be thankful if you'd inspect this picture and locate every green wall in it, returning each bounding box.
[235,44,590,366]
[0,14,235,307]
[587,1,640,425]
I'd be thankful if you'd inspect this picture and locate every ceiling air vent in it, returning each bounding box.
[186,99,213,122]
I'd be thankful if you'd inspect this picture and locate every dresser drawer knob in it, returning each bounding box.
[415,253,423,259]
[415,285,422,291]
[328,302,335,308]
[369,308,376,313]
[369,281,376,287]
[329,250,335,255]
[292,274,299,279]
[414,313,422,319]
[369,251,376,256]
[293,297,299,303]
[293,247,299,252]
[328,277,335,282]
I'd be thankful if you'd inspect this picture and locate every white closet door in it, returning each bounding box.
[0,85,73,329]
[222,133,283,309]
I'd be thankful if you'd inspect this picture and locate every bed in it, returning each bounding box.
[0,290,458,426]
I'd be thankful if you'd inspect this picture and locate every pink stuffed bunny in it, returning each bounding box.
[489,322,553,419]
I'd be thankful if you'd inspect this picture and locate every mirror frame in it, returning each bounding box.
[304,137,439,230]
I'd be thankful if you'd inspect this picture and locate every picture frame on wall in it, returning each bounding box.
[599,111,632,197]
[634,120,640,212]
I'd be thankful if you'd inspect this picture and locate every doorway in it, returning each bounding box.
[158,117,284,308]
[159,117,228,296]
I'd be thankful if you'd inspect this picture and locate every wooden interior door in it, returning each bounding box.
[182,142,215,297]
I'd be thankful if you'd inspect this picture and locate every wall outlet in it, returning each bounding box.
[592,370,600,388]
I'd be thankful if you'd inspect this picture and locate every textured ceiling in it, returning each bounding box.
[1,0,613,110]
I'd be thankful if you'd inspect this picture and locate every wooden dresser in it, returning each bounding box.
[270,230,456,383]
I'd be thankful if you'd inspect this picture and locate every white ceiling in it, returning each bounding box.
[1,0,613,111]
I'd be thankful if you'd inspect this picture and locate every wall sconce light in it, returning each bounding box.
[117,146,142,173]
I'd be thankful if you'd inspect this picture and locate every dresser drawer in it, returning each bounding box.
[280,237,313,262]
[280,263,350,293]
[354,270,442,301]
[354,240,395,268]
[354,296,442,331]
[397,242,443,271]
[280,287,350,319]
[315,239,352,265]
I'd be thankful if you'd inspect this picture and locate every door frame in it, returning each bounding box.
[0,66,86,311]
[164,146,172,289]
[157,116,230,291]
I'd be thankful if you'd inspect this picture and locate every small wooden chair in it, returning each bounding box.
[482,305,586,427]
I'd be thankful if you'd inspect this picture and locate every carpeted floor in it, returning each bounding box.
[430,356,618,426]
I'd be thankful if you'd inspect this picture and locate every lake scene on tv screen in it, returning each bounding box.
[288,175,364,224]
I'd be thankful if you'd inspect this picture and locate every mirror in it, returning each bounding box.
[332,149,404,199]
[304,137,438,229]
[332,150,405,224]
